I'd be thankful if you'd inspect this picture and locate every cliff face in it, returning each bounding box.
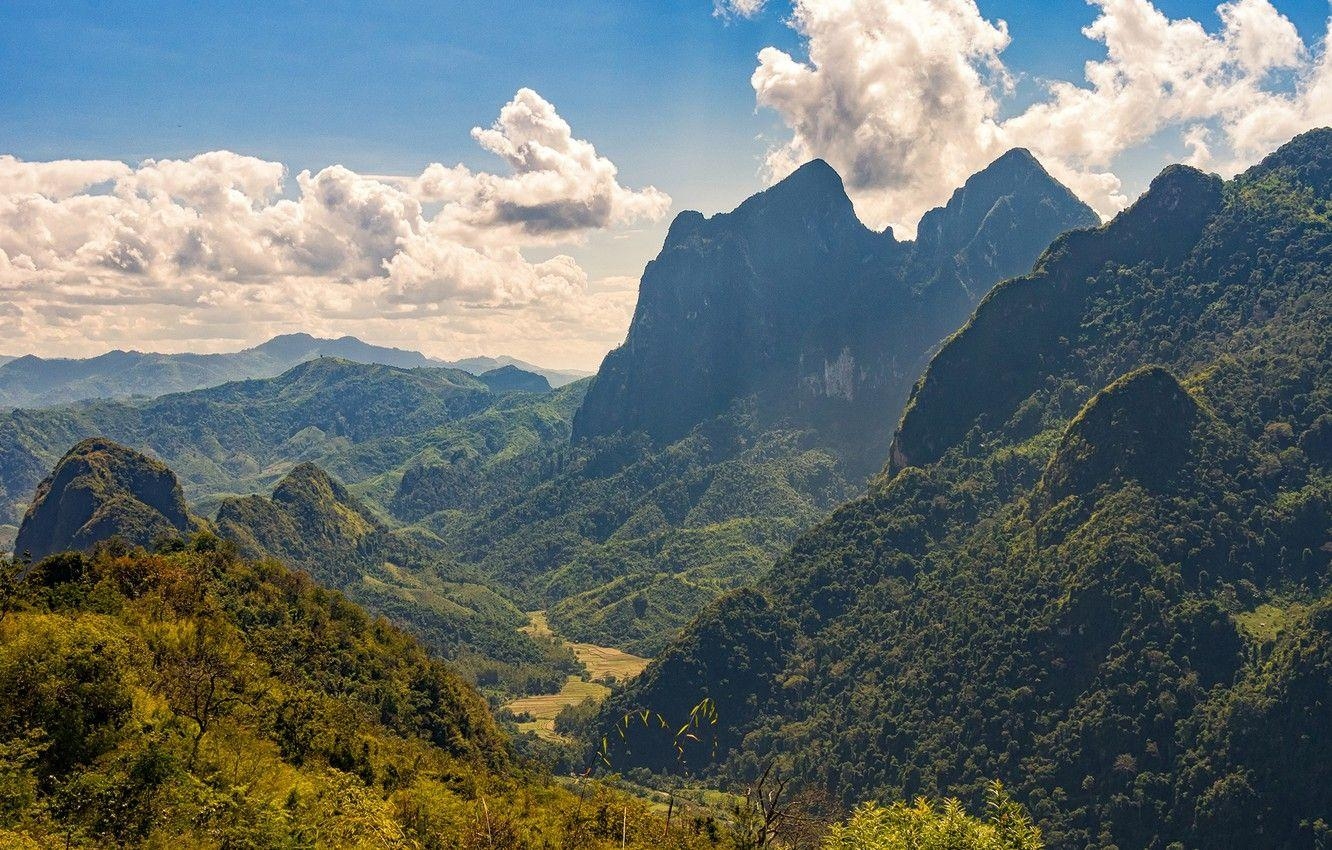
[14,437,196,561]
[573,150,1098,474]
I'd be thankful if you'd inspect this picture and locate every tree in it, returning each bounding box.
[155,617,262,766]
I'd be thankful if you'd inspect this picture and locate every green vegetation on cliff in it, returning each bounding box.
[601,129,1332,849]
[14,438,201,562]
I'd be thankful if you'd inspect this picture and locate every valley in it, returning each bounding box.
[505,611,650,741]
[12,3,1332,847]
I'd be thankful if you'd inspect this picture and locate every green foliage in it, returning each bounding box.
[448,415,858,651]
[0,359,577,528]
[822,783,1042,850]
[0,538,722,849]
[216,463,582,700]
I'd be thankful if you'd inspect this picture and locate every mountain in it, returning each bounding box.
[0,357,574,527]
[448,355,591,388]
[574,150,1098,474]
[599,130,1332,848]
[0,333,584,408]
[215,462,382,563]
[13,437,199,561]
[477,364,553,393]
[416,152,1095,653]
[0,482,718,849]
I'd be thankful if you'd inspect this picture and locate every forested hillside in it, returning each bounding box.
[601,129,1332,849]
[216,463,582,699]
[0,358,576,529]
[0,533,748,848]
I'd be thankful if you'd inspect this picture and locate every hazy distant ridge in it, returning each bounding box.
[0,333,588,408]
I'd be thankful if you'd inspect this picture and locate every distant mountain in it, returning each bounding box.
[13,437,199,561]
[601,130,1332,848]
[448,355,590,388]
[574,149,1098,475]
[0,357,575,528]
[0,333,585,408]
[477,364,553,393]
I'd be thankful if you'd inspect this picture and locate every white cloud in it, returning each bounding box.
[715,0,768,19]
[753,0,1013,235]
[747,0,1332,235]
[0,89,668,367]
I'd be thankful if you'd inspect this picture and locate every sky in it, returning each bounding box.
[2,0,1331,370]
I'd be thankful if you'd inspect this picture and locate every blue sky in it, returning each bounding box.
[1,1,1330,365]
[5,1,1325,196]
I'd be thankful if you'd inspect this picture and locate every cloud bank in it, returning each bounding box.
[751,0,1332,236]
[0,89,668,366]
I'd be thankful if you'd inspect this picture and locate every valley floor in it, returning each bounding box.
[506,610,649,740]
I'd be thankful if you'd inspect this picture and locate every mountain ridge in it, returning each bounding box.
[0,333,584,409]
[573,148,1100,475]
[597,128,1332,849]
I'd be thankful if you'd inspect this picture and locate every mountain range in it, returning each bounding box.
[6,128,1332,848]
[0,332,586,409]
[599,128,1332,849]
[0,148,1096,663]
[575,149,1097,476]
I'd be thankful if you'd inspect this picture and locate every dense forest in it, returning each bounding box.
[0,443,1050,848]
[600,129,1332,848]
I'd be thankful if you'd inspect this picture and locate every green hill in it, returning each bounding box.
[600,129,1332,849]
[13,438,201,562]
[216,463,582,699]
[0,535,742,848]
[0,358,579,527]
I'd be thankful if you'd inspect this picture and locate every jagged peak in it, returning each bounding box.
[1095,163,1224,262]
[971,147,1046,182]
[1128,164,1222,216]
[733,158,854,218]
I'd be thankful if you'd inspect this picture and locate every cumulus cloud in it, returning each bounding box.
[748,0,1332,235]
[0,89,668,366]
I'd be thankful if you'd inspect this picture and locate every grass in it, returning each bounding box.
[1234,599,1313,646]
[506,611,650,741]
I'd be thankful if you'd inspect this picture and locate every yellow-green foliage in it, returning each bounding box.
[0,539,720,849]
[822,784,1042,850]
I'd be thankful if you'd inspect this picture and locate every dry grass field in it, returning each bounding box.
[506,611,650,740]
